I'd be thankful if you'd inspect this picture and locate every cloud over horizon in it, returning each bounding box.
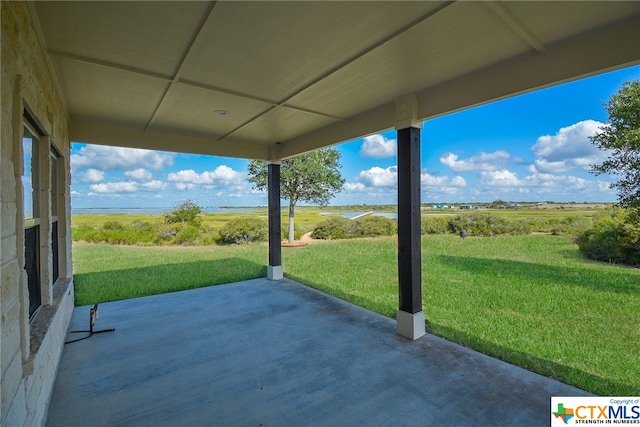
[530,120,607,172]
[440,150,510,172]
[359,134,397,158]
[71,145,174,171]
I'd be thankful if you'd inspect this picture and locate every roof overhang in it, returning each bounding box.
[30,1,640,160]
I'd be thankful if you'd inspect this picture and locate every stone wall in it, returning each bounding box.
[1,1,74,425]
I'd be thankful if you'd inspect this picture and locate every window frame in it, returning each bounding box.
[23,121,43,319]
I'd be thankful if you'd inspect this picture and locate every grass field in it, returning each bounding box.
[72,233,640,396]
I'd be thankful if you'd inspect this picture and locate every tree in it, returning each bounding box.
[164,199,203,228]
[590,80,640,210]
[248,148,345,242]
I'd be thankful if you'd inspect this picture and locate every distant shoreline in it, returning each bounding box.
[70,202,613,216]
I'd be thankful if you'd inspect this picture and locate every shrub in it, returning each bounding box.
[547,216,594,236]
[102,220,124,231]
[130,220,156,233]
[312,215,396,239]
[576,208,640,266]
[175,225,200,245]
[447,213,531,237]
[312,217,351,239]
[155,223,181,244]
[421,216,450,234]
[198,229,221,245]
[218,218,268,244]
[356,216,396,237]
[72,224,101,242]
[164,200,203,228]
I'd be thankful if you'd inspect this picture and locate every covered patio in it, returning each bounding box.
[2,1,640,425]
[47,278,588,426]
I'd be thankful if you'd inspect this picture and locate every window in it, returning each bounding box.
[51,149,61,283]
[23,124,41,318]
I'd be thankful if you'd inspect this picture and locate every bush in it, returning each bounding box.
[545,216,594,236]
[155,223,181,244]
[421,216,450,234]
[576,208,640,266]
[164,200,203,228]
[312,217,352,239]
[175,225,200,245]
[102,220,124,231]
[130,220,156,233]
[356,216,396,237]
[72,224,101,242]
[218,218,268,244]
[312,215,396,239]
[447,213,530,237]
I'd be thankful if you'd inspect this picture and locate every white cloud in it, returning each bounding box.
[351,166,467,199]
[480,169,522,187]
[167,165,244,189]
[530,159,573,174]
[78,168,105,183]
[420,172,467,196]
[525,172,588,191]
[450,176,467,187]
[440,150,510,172]
[356,166,397,187]
[140,180,166,191]
[125,168,153,182]
[421,172,448,187]
[598,181,614,192]
[359,134,397,158]
[531,120,607,170]
[89,180,165,193]
[71,145,174,171]
[90,182,138,193]
[343,182,368,192]
[174,183,196,191]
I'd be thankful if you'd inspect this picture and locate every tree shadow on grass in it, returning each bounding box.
[427,321,638,396]
[433,255,639,295]
[74,258,267,306]
[289,267,637,395]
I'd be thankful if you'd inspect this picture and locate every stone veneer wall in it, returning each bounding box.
[1,1,74,425]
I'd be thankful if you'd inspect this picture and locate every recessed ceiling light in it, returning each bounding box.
[215,110,228,116]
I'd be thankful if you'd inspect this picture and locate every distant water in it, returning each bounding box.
[70,207,403,219]
[71,207,264,215]
[321,211,398,219]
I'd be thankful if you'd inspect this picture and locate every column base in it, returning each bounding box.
[267,265,283,281]
[396,310,425,340]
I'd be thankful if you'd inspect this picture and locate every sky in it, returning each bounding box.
[70,65,640,210]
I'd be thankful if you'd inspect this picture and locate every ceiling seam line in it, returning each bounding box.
[177,79,347,121]
[221,0,455,143]
[144,1,219,132]
[47,50,173,82]
[271,1,456,107]
[217,107,278,142]
[215,101,347,144]
[485,1,547,54]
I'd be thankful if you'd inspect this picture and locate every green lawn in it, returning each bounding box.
[72,234,640,396]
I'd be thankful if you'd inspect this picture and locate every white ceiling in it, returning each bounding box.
[31,1,640,160]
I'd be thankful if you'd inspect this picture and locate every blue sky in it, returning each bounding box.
[70,65,640,209]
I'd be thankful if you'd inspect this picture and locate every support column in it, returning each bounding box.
[267,161,283,280]
[396,96,425,340]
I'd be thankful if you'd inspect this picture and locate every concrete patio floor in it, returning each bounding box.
[47,278,590,426]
